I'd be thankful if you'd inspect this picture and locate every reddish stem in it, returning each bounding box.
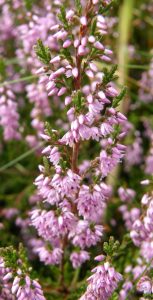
[60,0,94,292]
[72,142,80,174]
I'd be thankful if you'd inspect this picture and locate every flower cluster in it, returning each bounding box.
[0,86,21,141]
[0,250,45,300]
[139,57,153,103]
[118,187,140,231]
[30,0,127,272]
[137,276,153,295]
[2,0,148,299]
[26,80,52,147]
[11,274,45,300]
[0,257,14,299]
[80,257,122,300]
[130,190,153,261]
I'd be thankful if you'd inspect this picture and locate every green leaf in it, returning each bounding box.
[103,236,120,256]
[0,246,18,269]
[99,0,119,14]
[58,6,69,29]
[112,87,126,108]
[44,122,59,141]
[72,90,85,111]
[24,0,35,10]
[109,292,119,300]
[75,0,82,15]
[60,48,73,64]
[45,121,52,136]
[103,241,109,253]
[0,244,30,272]
[34,39,51,65]
[91,19,97,35]
[43,157,50,175]
[59,158,68,170]
[103,65,118,85]
[0,58,6,79]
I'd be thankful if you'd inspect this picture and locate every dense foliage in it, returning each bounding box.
[0,0,153,299]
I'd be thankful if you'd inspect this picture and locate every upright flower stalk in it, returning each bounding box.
[29,0,127,295]
[1,0,153,299]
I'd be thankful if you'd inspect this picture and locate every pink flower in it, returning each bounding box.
[70,251,90,268]
[137,276,153,294]
[63,39,71,48]
[12,275,46,299]
[81,262,122,300]
[0,89,21,141]
[51,169,81,197]
[76,184,107,222]
[34,245,63,265]
[72,67,78,78]
[34,173,60,205]
[42,146,60,166]
[69,220,103,249]
[94,41,104,50]
[80,16,87,26]
[118,187,136,202]
[100,122,113,136]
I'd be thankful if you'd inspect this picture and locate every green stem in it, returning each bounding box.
[0,73,49,87]
[0,142,44,172]
[107,0,135,187]
[118,0,135,89]
[70,267,80,290]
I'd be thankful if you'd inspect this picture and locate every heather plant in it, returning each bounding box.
[29,0,127,297]
[0,0,153,300]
